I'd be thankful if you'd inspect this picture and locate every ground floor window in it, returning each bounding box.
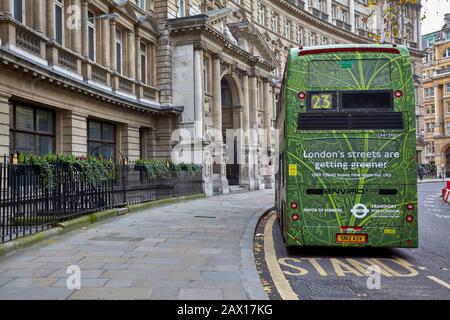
[9,103,55,156]
[87,119,116,160]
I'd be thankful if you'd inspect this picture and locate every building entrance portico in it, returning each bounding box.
[169,9,277,195]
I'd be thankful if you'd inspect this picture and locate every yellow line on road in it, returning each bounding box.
[264,213,299,300]
[427,276,450,289]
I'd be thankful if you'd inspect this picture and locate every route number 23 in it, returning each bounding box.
[311,94,332,110]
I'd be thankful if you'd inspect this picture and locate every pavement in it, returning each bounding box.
[417,178,449,184]
[255,182,450,300]
[0,189,274,300]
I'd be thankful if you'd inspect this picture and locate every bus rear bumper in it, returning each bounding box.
[285,226,418,248]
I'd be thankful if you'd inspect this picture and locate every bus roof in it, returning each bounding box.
[292,44,410,59]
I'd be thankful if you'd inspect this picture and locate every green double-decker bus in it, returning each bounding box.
[275,44,418,248]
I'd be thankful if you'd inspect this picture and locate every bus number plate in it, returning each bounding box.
[336,234,368,243]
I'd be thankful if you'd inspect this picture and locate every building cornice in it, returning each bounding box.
[0,48,182,116]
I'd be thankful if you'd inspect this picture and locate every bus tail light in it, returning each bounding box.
[291,214,299,221]
[290,202,298,209]
[394,90,403,98]
[406,215,414,223]
[406,203,414,211]
[297,91,306,100]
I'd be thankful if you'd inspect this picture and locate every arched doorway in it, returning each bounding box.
[221,75,241,186]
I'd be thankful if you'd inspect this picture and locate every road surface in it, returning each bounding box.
[255,182,450,299]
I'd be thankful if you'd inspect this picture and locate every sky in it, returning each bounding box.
[421,0,450,35]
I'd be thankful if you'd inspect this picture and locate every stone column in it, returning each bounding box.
[211,53,222,137]
[434,85,444,137]
[151,43,156,86]
[127,31,136,79]
[135,34,141,83]
[263,80,272,147]
[0,91,11,159]
[327,0,332,23]
[80,0,89,58]
[1,0,12,15]
[33,0,43,33]
[193,43,204,140]
[263,79,274,189]
[102,18,111,68]
[416,6,421,48]
[249,75,258,147]
[71,0,81,53]
[110,20,116,72]
[349,0,355,32]
[242,72,250,145]
[249,74,261,189]
[62,111,87,157]
[121,125,140,161]
[240,71,253,189]
[46,0,55,40]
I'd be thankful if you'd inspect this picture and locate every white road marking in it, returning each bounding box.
[427,276,450,289]
[435,214,450,219]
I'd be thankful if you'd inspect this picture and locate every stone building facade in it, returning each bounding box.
[0,0,424,195]
[421,13,450,177]
[0,0,181,166]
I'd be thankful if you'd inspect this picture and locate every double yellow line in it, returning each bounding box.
[263,213,299,300]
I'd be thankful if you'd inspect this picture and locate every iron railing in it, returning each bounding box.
[0,162,203,243]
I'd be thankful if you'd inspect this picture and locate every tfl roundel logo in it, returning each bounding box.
[351,203,369,219]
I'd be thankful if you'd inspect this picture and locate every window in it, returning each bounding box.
[431,104,435,114]
[271,13,278,33]
[12,0,23,22]
[446,83,450,94]
[55,0,63,45]
[135,0,145,10]
[443,48,450,58]
[425,87,435,98]
[426,106,431,115]
[355,15,360,29]
[296,26,303,45]
[447,101,450,113]
[140,42,147,84]
[426,122,434,134]
[177,0,185,17]
[115,29,122,74]
[9,103,55,156]
[427,39,434,48]
[341,9,348,22]
[310,32,316,46]
[88,11,95,61]
[88,120,116,160]
[258,4,265,26]
[284,20,291,39]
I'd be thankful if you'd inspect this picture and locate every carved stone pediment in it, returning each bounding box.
[226,20,279,68]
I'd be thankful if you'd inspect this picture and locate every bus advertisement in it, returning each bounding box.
[275,44,418,248]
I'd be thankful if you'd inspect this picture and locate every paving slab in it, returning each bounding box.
[0,190,273,300]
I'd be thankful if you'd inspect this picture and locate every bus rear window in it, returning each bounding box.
[341,91,393,110]
[308,59,391,89]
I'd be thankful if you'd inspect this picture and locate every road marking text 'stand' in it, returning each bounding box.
[264,214,299,300]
